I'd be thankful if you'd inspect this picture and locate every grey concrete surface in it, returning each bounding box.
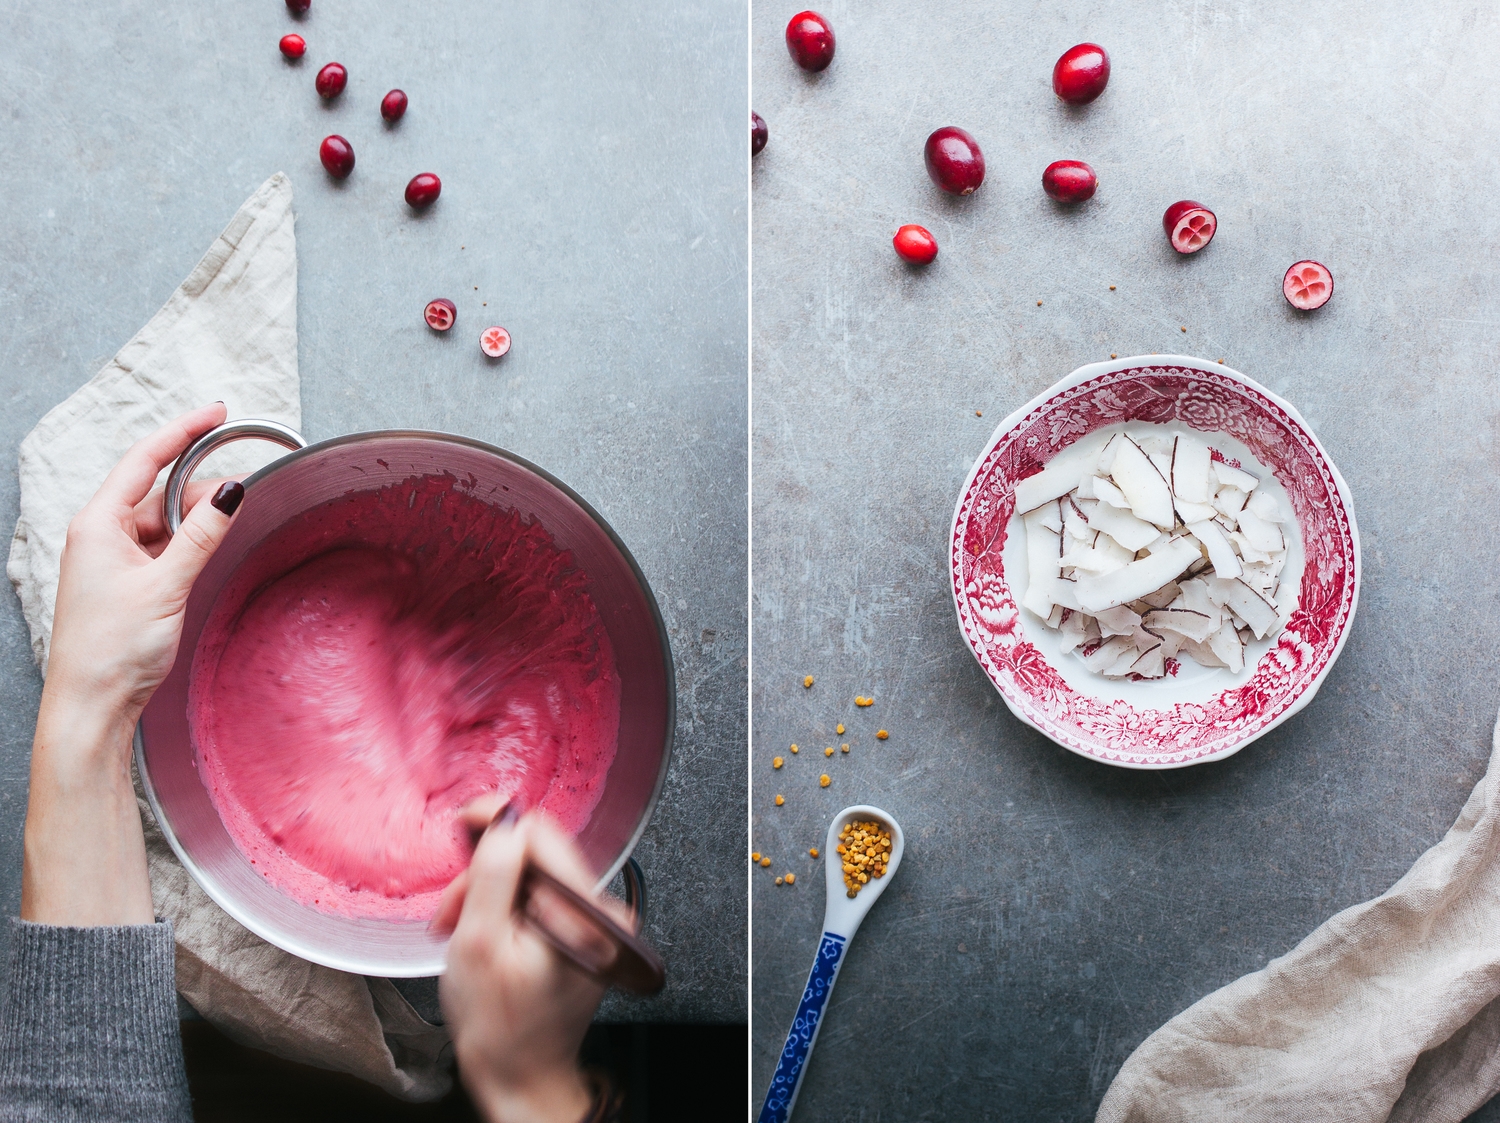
[0,1,746,1023]
[752,1,1500,1117]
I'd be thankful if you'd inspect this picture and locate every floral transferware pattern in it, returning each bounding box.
[951,364,1358,767]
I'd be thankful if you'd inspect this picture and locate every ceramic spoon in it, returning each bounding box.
[757,805,906,1123]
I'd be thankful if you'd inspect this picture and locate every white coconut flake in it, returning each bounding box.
[1171,436,1214,504]
[1110,437,1176,529]
[1013,430,1114,513]
[1213,460,1259,492]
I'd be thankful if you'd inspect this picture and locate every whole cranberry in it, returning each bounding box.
[1042,160,1097,203]
[285,0,310,14]
[786,11,835,72]
[279,34,306,60]
[405,173,442,208]
[319,135,355,179]
[752,111,768,156]
[1053,43,1110,104]
[381,89,408,123]
[315,62,347,99]
[924,127,985,195]
[893,225,938,265]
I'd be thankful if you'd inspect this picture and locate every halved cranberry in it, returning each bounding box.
[924,127,984,195]
[381,89,408,123]
[285,0,310,14]
[752,111,768,157]
[424,299,456,332]
[1042,160,1097,203]
[893,225,938,264]
[1163,200,1216,253]
[1283,260,1333,310]
[1053,43,1110,104]
[480,327,512,358]
[315,62,347,99]
[319,135,354,178]
[279,34,306,60]
[405,173,441,208]
[786,11,835,71]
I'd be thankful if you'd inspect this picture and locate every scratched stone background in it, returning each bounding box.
[0,0,746,1024]
[751,0,1500,1117]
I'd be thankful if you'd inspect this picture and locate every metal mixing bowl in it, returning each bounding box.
[137,422,674,977]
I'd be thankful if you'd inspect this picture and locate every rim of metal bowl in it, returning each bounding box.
[135,429,676,970]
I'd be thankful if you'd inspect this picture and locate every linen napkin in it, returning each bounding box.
[1098,710,1500,1123]
[7,173,451,1101]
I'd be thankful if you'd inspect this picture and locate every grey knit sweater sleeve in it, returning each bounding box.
[0,918,191,1123]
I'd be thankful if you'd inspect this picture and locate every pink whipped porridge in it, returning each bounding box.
[187,474,620,921]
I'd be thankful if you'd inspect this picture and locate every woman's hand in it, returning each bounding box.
[435,803,626,1123]
[22,403,242,926]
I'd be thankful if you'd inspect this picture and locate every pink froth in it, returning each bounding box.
[187,474,620,921]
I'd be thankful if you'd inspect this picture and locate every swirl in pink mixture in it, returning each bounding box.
[187,474,619,921]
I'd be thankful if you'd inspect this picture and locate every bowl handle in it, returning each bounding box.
[163,418,308,534]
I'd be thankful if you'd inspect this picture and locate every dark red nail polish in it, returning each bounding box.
[490,801,521,832]
[211,481,244,516]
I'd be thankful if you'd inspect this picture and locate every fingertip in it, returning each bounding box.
[209,481,244,518]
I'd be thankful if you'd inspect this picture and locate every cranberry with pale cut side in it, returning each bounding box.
[480,327,512,358]
[1042,160,1096,203]
[382,89,407,122]
[405,173,441,208]
[892,225,938,264]
[786,11,835,71]
[1053,43,1110,104]
[1163,200,1216,253]
[925,127,985,195]
[319,135,354,178]
[752,111,768,156]
[315,62,347,98]
[279,34,305,60]
[285,0,310,14]
[424,299,456,332]
[1283,260,1333,310]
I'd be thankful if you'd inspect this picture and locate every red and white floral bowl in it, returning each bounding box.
[950,355,1360,769]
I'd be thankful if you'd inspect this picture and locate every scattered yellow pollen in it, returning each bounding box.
[841,744,849,753]
[760,856,771,867]
[824,747,834,757]
[855,696,873,707]
[784,873,796,885]
[876,729,889,740]
[751,851,760,862]
[809,848,819,858]
[773,757,784,769]
[774,795,784,806]
[836,724,845,735]
[819,774,831,787]
[803,675,814,688]
[775,876,784,886]
[790,744,799,754]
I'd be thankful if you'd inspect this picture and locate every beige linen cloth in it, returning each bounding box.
[7,173,451,1101]
[1099,711,1500,1123]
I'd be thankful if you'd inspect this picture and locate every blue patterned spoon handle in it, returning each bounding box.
[758,932,848,1123]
